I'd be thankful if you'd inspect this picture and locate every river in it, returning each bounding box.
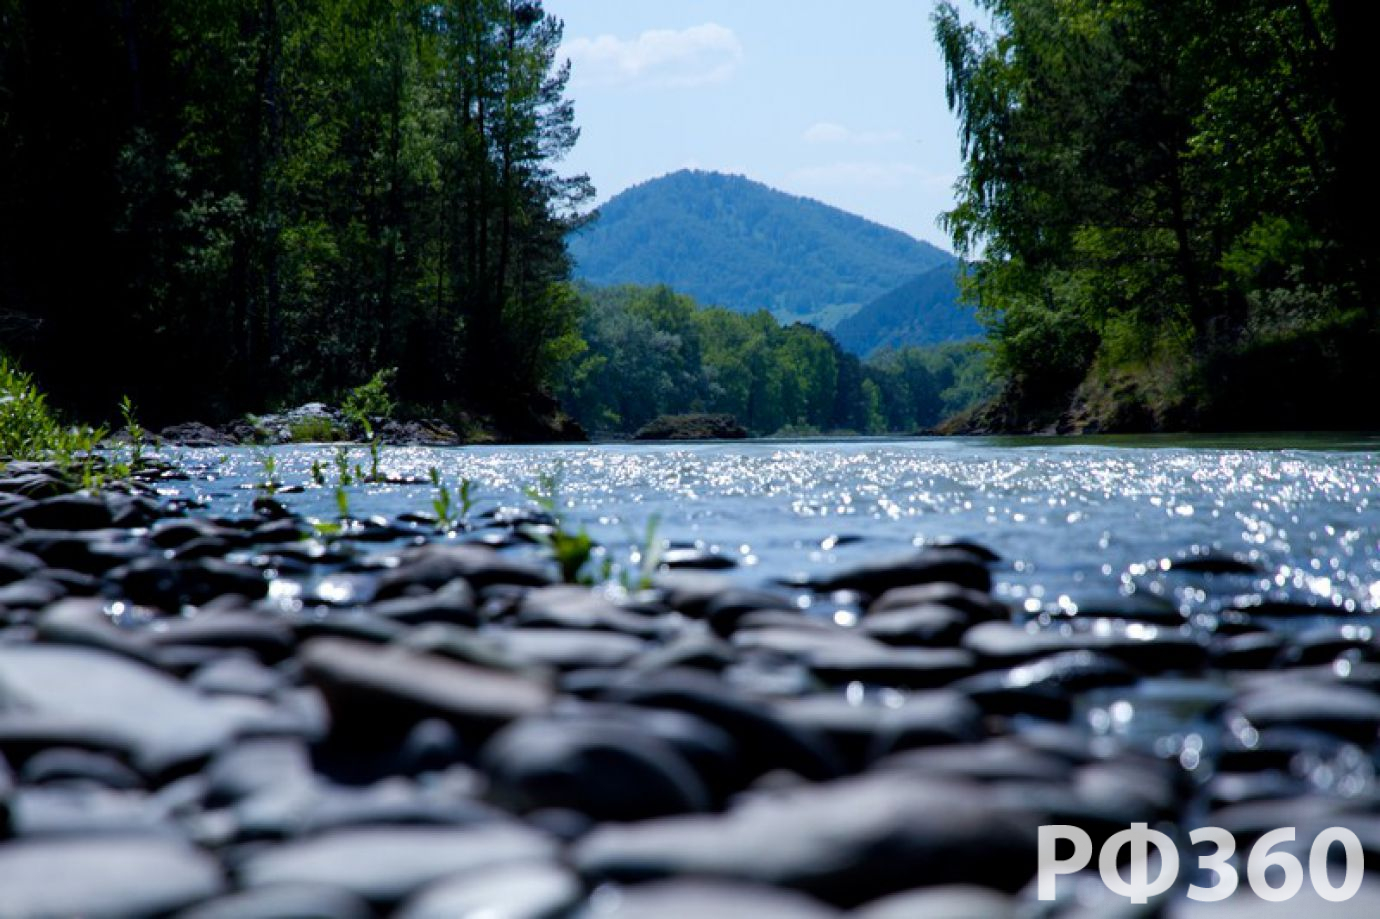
[169,435,1380,620]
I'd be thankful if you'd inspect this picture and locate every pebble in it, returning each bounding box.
[574,773,1041,905]
[239,824,557,906]
[300,637,552,743]
[0,835,225,917]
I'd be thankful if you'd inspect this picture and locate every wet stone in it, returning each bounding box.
[482,713,710,821]
[366,580,478,627]
[660,547,738,570]
[516,585,666,638]
[176,883,373,919]
[801,548,992,597]
[872,582,1015,618]
[190,654,291,698]
[396,862,582,919]
[1209,631,1286,669]
[1,494,115,530]
[773,691,984,769]
[0,644,241,778]
[599,671,843,782]
[806,646,975,690]
[962,620,1205,673]
[703,588,800,635]
[19,747,144,790]
[239,824,558,906]
[5,785,169,837]
[0,577,66,610]
[496,628,646,671]
[0,547,45,586]
[852,886,1019,919]
[300,637,552,743]
[860,604,970,646]
[571,880,840,918]
[374,544,551,598]
[875,738,1075,784]
[148,611,296,663]
[1231,679,1380,742]
[574,773,1040,906]
[0,835,225,917]
[35,597,159,664]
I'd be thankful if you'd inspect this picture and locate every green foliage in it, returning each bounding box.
[255,451,279,496]
[623,513,664,592]
[568,170,952,330]
[557,284,992,435]
[833,264,981,357]
[428,467,478,530]
[342,369,397,425]
[1,1,592,424]
[287,416,343,443]
[1,354,108,479]
[333,446,353,487]
[935,0,1378,428]
[119,396,145,469]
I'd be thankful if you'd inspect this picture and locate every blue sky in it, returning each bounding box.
[544,1,985,250]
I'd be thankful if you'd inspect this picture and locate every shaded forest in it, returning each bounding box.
[939,0,1380,432]
[559,284,991,437]
[0,0,590,434]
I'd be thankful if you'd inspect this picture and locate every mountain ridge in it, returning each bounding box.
[833,263,982,357]
[568,170,955,333]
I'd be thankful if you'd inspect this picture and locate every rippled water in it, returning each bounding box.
[165,435,1380,619]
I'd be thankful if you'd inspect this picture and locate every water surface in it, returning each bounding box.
[167,435,1380,619]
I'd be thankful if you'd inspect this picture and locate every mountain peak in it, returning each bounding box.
[569,170,954,331]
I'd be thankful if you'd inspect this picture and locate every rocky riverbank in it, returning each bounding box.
[3,457,1380,915]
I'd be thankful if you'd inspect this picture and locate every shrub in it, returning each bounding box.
[287,416,344,443]
[342,368,397,423]
[1,354,106,470]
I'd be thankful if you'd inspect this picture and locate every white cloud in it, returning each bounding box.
[565,24,743,89]
[789,161,955,190]
[802,122,905,146]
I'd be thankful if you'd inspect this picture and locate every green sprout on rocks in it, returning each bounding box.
[335,484,351,520]
[366,424,383,483]
[428,467,479,530]
[550,526,596,585]
[623,513,664,591]
[333,446,353,486]
[523,464,598,584]
[256,450,279,495]
[457,478,476,519]
[120,395,145,470]
[310,459,326,487]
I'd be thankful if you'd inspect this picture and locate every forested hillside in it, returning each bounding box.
[558,284,993,436]
[938,0,1380,432]
[0,0,590,435]
[834,264,980,357]
[568,171,953,332]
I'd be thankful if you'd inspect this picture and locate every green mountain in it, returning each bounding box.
[568,170,954,332]
[833,264,982,357]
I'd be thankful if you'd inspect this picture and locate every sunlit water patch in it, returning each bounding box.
[162,437,1380,621]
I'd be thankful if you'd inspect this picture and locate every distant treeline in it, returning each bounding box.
[0,0,589,431]
[938,0,1380,431]
[558,285,993,436]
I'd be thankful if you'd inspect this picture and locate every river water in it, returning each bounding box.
[167,435,1380,621]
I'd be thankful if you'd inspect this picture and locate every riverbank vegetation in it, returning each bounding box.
[0,0,590,436]
[557,285,992,437]
[938,0,1380,432]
